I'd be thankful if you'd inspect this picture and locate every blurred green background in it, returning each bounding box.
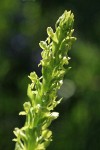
[0,0,100,150]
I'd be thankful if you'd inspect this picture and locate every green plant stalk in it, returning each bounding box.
[13,10,76,150]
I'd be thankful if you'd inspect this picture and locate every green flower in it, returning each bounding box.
[13,10,76,150]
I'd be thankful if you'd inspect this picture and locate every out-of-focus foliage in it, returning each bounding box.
[0,0,100,150]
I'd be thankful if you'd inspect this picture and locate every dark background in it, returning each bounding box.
[0,0,100,149]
